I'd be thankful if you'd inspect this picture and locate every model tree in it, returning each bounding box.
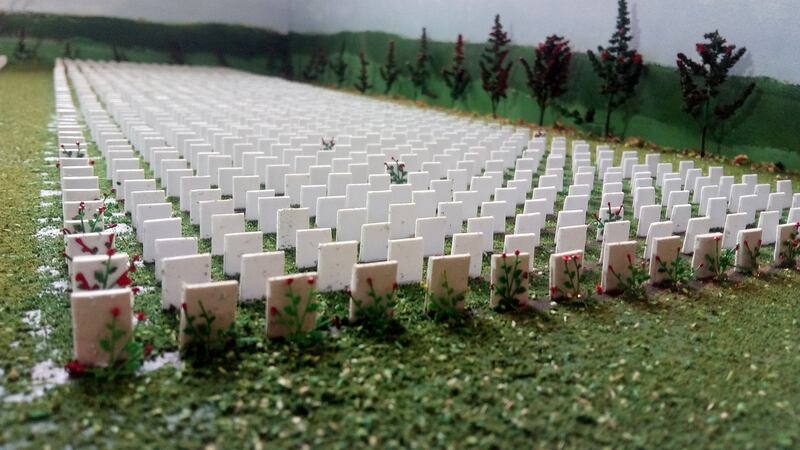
[520,35,572,126]
[406,28,435,98]
[442,34,472,104]
[301,47,328,82]
[354,50,372,93]
[330,42,348,87]
[479,14,513,118]
[587,0,644,136]
[380,41,401,95]
[677,31,755,157]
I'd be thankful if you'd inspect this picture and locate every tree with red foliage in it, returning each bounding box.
[380,41,401,94]
[354,50,372,94]
[442,34,472,105]
[677,31,755,157]
[479,14,513,118]
[587,0,644,136]
[520,35,572,125]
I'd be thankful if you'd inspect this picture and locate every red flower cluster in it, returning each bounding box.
[64,359,86,376]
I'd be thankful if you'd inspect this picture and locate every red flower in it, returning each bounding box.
[307,276,316,285]
[522,272,529,279]
[269,306,279,317]
[655,255,661,263]
[366,277,373,286]
[64,360,85,376]
[135,311,146,322]
[106,247,116,257]
[632,53,642,65]
[110,306,121,317]
[713,235,722,242]
[501,252,507,259]
[392,282,399,290]
[116,273,132,288]
[285,277,294,286]
[734,244,740,252]
[696,44,706,54]
[110,188,117,195]
[78,201,86,211]
[595,284,604,295]
[514,249,520,256]
[89,160,95,165]
[131,286,141,294]
[181,302,188,312]
[561,255,570,262]
[550,286,558,296]
[143,343,154,358]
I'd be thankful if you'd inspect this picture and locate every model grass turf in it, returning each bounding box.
[1,64,800,448]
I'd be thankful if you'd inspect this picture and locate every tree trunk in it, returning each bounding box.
[603,96,611,137]
[538,104,546,126]
[700,124,707,158]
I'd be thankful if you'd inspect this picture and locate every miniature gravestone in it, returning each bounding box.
[359,222,391,262]
[425,254,470,314]
[258,197,292,234]
[337,208,368,242]
[199,199,234,239]
[239,251,285,301]
[682,217,711,254]
[142,218,182,263]
[649,236,682,285]
[503,233,536,270]
[211,213,245,256]
[295,228,333,269]
[154,237,198,281]
[735,228,762,274]
[179,280,238,346]
[265,273,319,339]
[555,225,588,254]
[774,223,800,265]
[490,252,530,307]
[276,208,310,250]
[317,241,358,292]
[549,250,584,301]
[644,221,673,259]
[691,233,723,280]
[70,288,133,367]
[600,241,638,294]
[223,231,263,276]
[387,237,424,284]
[467,217,495,252]
[388,203,418,239]
[415,216,447,257]
[161,254,212,309]
[349,261,398,321]
[451,232,484,278]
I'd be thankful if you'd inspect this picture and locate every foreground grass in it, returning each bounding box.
[1,63,799,449]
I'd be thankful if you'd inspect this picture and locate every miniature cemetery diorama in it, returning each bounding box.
[51,55,799,377]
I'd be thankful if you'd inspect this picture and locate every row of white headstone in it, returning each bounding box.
[56,59,800,367]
